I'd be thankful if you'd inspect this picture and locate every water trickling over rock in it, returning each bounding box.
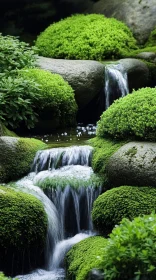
[105,64,129,109]
[15,145,102,280]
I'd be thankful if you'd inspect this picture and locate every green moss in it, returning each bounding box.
[65,236,107,280]
[146,28,156,47]
[0,272,16,280]
[124,147,137,157]
[97,87,156,141]
[0,186,47,275]
[18,68,78,127]
[35,173,103,190]
[92,186,156,235]
[0,137,46,183]
[35,14,137,60]
[0,123,17,137]
[101,213,156,279]
[88,137,125,184]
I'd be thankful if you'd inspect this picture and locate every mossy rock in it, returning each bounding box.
[97,87,156,141]
[0,136,46,183]
[65,236,107,280]
[0,123,17,137]
[92,186,156,235]
[35,14,137,60]
[88,137,125,186]
[18,68,78,130]
[0,186,47,275]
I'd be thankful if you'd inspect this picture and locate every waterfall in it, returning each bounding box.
[15,145,102,280]
[105,64,129,109]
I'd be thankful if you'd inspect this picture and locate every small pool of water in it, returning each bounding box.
[32,123,97,147]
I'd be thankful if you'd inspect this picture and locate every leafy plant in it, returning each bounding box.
[101,213,156,279]
[35,14,137,60]
[0,33,37,75]
[0,76,41,129]
[97,87,156,141]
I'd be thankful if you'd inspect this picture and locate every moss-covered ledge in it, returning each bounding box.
[0,136,46,183]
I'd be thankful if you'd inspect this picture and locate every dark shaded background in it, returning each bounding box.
[0,0,98,43]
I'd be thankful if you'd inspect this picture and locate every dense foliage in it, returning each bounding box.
[0,186,47,275]
[0,273,16,280]
[146,28,156,47]
[35,14,137,60]
[0,75,40,129]
[97,87,156,141]
[66,236,107,280]
[101,213,156,279]
[92,186,156,235]
[0,34,36,75]
[19,69,78,127]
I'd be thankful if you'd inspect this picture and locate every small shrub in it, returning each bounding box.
[0,76,40,129]
[35,14,137,60]
[0,33,37,75]
[18,68,78,127]
[0,272,15,280]
[92,186,156,235]
[97,87,156,141]
[101,213,156,279]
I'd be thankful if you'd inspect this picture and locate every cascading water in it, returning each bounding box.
[15,145,102,280]
[105,63,129,109]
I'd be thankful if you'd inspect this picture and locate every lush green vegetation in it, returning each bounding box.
[146,28,156,47]
[0,137,46,183]
[92,186,156,235]
[0,272,16,280]
[97,87,156,141]
[88,137,125,183]
[35,14,137,60]
[0,75,40,129]
[19,68,78,127]
[66,236,107,280]
[0,33,36,75]
[35,173,103,190]
[0,186,47,275]
[101,213,156,279]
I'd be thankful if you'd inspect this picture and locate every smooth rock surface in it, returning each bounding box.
[118,58,150,91]
[107,142,156,187]
[37,56,105,109]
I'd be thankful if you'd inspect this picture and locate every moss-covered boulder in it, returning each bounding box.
[0,136,46,183]
[97,87,156,141]
[88,137,125,186]
[107,141,156,188]
[37,56,105,109]
[18,68,78,130]
[92,186,156,235]
[65,236,107,280]
[0,186,47,275]
[35,14,137,60]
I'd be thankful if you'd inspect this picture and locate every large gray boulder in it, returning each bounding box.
[37,56,105,109]
[107,142,156,187]
[85,0,156,44]
[118,58,150,92]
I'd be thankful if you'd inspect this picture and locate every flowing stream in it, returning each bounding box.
[15,145,102,280]
[105,63,129,109]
